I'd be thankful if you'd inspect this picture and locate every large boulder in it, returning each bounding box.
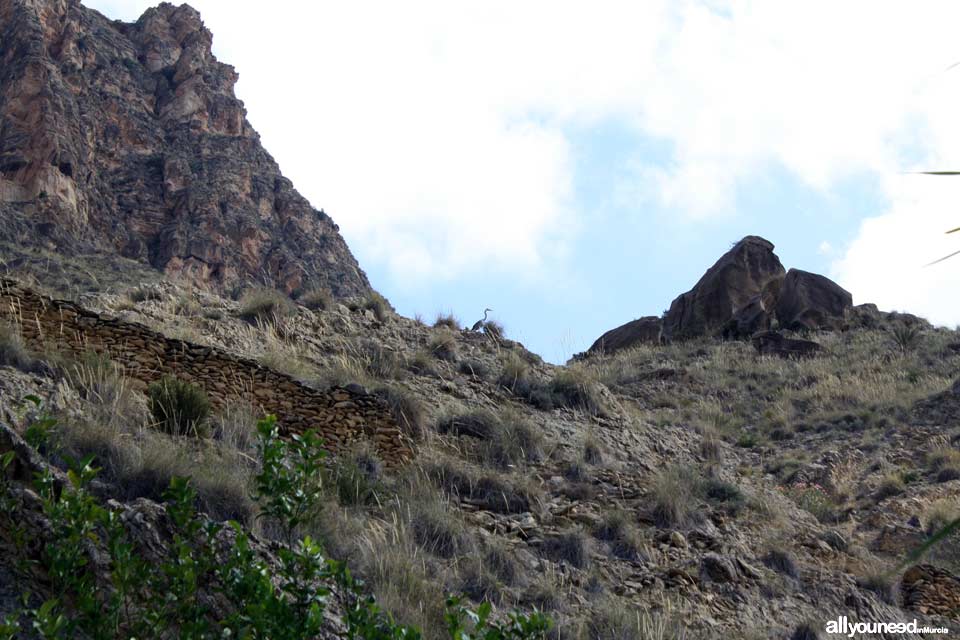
[775,269,852,331]
[663,236,785,341]
[587,316,662,355]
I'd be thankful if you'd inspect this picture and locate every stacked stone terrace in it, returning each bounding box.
[0,278,413,465]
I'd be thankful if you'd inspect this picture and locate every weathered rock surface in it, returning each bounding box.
[0,0,369,297]
[752,330,822,359]
[662,236,785,341]
[587,315,662,355]
[776,269,853,331]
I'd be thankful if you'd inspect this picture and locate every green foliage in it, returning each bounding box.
[1,413,551,638]
[445,598,550,639]
[148,376,211,437]
[891,323,922,352]
[252,415,327,542]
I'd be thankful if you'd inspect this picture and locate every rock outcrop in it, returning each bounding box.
[775,269,852,331]
[587,316,661,355]
[586,236,867,354]
[0,0,370,298]
[662,236,785,342]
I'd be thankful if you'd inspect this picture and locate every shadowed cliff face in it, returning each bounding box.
[0,0,371,298]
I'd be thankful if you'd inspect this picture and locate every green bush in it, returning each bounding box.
[2,413,552,639]
[147,376,211,437]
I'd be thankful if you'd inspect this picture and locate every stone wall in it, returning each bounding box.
[0,278,413,465]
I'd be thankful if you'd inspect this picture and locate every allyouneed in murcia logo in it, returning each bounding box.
[825,616,949,637]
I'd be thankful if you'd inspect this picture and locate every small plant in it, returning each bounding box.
[483,320,505,341]
[650,465,701,527]
[539,531,590,569]
[410,499,466,558]
[891,323,922,352]
[253,415,327,543]
[0,322,37,373]
[497,353,530,393]
[374,385,427,440]
[592,510,644,561]
[362,292,392,322]
[762,549,799,578]
[780,482,836,523]
[547,368,607,417]
[875,472,905,499]
[238,288,293,322]
[147,376,211,437]
[434,313,461,330]
[300,288,333,311]
[429,331,459,362]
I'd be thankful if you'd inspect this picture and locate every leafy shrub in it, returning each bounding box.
[238,288,293,322]
[4,413,552,639]
[148,376,211,437]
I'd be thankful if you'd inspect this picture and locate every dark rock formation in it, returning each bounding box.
[0,0,370,297]
[587,316,661,355]
[752,330,822,359]
[663,236,785,341]
[775,269,852,331]
[724,294,771,339]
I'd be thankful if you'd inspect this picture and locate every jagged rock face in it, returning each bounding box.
[0,0,370,298]
[662,236,785,341]
[775,268,852,331]
[587,315,661,355]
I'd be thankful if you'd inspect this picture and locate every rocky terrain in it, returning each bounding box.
[0,0,370,298]
[1,1,959,640]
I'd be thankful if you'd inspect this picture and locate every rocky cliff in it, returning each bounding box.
[0,0,370,298]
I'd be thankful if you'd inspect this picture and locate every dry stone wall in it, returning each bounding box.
[0,278,413,465]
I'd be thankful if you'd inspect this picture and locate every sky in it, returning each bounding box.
[86,0,960,363]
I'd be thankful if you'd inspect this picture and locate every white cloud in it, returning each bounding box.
[83,0,960,318]
[831,176,960,325]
